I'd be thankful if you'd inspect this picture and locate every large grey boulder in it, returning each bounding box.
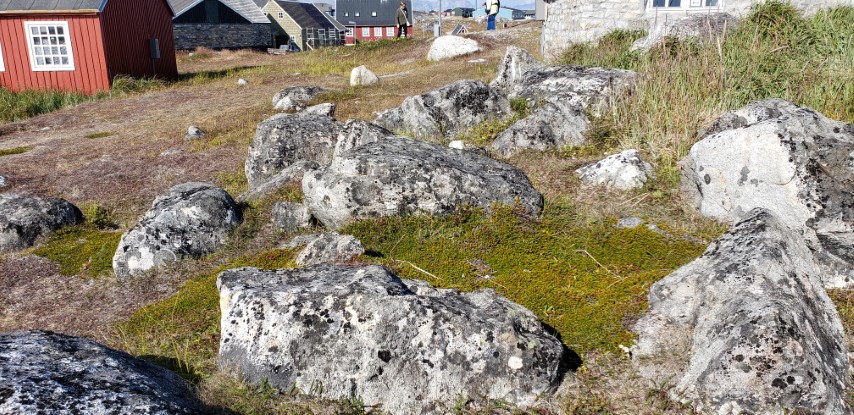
[303,138,543,229]
[632,13,738,51]
[333,119,394,159]
[491,99,589,157]
[490,46,543,95]
[576,149,653,190]
[112,182,241,280]
[375,80,511,140]
[681,99,854,287]
[302,102,336,117]
[0,194,83,252]
[245,113,342,191]
[218,265,567,415]
[272,85,323,111]
[427,35,481,61]
[281,232,365,266]
[633,209,850,414]
[0,331,203,414]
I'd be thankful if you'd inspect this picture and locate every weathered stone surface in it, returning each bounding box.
[303,138,543,229]
[0,194,83,252]
[576,149,653,190]
[616,216,645,229]
[490,46,543,94]
[112,182,241,280]
[681,99,854,287]
[633,209,850,415]
[427,35,481,61]
[632,13,739,51]
[375,80,510,140]
[302,102,336,117]
[0,331,204,415]
[350,65,379,86]
[272,86,323,111]
[505,65,637,117]
[173,22,271,50]
[282,233,364,266]
[0,175,6,187]
[184,125,205,141]
[237,160,320,202]
[491,100,589,157]
[271,201,313,233]
[245,113,342,190]
[218,264,567,415]
[333,119,394,159]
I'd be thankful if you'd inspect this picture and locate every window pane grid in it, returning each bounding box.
[25,22,74,71]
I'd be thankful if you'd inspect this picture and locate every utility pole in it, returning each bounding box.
[438,0,442,35]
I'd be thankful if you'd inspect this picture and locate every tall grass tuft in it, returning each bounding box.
[561,2,854,168]
[0,88,93,123]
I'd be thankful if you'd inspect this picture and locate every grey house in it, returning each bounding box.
[263,0,346,50]
[170,0,272,49]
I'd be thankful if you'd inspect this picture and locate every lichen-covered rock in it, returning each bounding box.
[632,13,738,51]
[245,113,342,190]
[427,35,481,61]
[576,150,653,190]
[272,85,323,111]
[282,232,364,266]
[237,160,320,202]
[681,99,854,287]
[303,138,543,229]
[0,331,204,415]
[491,100,589,157]
[302,103,336,117]
[218,264,567,415]
[633,209,850,415]
[350,65,379,86]
[112,182,241,280]
[333,119,394,159]
[184,125,205,141]
[0,175,7,187]
[0,194,83,252]
[271,201,313,233]
[490,46,543,94]
[375,80,510,140]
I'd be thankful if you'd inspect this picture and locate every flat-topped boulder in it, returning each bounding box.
[302,138,543,229]
[218,264,568,415]
[681,98,854,287]
[576,149,653,190]
[491,99,589,157]
[112,182,241,280]
[245,113,342,191]
[427,35,481,61]
[0,193,83,252]
[375,80,510,141]
[0,331,204,414]
[272,85,323,111]
[633,209,850,414]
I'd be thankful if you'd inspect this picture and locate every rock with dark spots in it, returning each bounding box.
[184,125,205,141]
[272,85,323,111]
[333,119,394,159]
[0,194,83,252]
[217,264,567,415]
[633,209,850,415]
[490,46,543,95]
[302,138,543,229]
[504,65,637,117]
[112,182,241,280]
[576,150,653,190]
[632,13,739,51]
[282,233,364,266]
[491,99,589,157]
[303,103,336,117]
[681,99,854,287]
[0,331,204,415]
[237,160,320,202]
[245,113,342,191]
[374,80,511,140]
[271,202,313,233]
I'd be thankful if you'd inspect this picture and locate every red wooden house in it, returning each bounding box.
[336,0,412,44]
[0,0,178,94]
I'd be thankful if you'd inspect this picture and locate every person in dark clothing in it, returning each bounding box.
[396,2,411,38]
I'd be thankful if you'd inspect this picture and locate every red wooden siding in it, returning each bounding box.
[0,14,110,94]
[100,0,177,81]
[346,25,396,44]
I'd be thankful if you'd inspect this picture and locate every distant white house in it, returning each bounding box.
[541,0,852,60]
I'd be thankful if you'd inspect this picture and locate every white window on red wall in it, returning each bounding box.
[386,26,394,36]
[374,27,382,37]
[346,27,354,37]
[361,27,370,37]
[24,21,75,71]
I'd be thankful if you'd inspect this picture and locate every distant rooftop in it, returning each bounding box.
[169,0,269,23]
[336,0,412,26]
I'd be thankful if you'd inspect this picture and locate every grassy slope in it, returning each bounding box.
[17,3,854,414]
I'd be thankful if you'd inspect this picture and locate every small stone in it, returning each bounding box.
[288,233,365,267]
[468,58,488,64]
[237,78,248,86]
[302,103,336,117]
[616,217,645,229]
[184,125,205,141]
[576,150,653,190]
[272,86,323,112]
[350,65,379,86]
[0,175,7,187]
[159,149,183,157]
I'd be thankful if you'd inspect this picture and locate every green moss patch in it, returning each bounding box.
[33,225,121,277]
[85,131,117,139]
[0,146,33,157]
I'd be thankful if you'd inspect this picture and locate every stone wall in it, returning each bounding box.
[174,23,272,50]
[542,0,852,61]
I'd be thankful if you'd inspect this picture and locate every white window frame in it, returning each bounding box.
[346,27,354,37]
[361,27,370,36]
[386,26,394,36]
[373,26,382,36]
[0,40,5,72]
[24,21,75,72]
[647,0,720,11]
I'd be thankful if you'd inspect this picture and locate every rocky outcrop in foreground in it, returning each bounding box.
[681,98,854,287]
[375,80,510,140]
[303,138,543,229]
[112,182,241,280]
[218,264,567,415]
[333,119,394,159]
[0,193,83,252]
[0,331,203,414]
[633,209,850,414]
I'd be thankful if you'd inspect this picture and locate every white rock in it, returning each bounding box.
[349,65,379,86]
[576,149,653,190]
[427,35,481,61]
[237,78,248,86]
[185,125,205,141]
